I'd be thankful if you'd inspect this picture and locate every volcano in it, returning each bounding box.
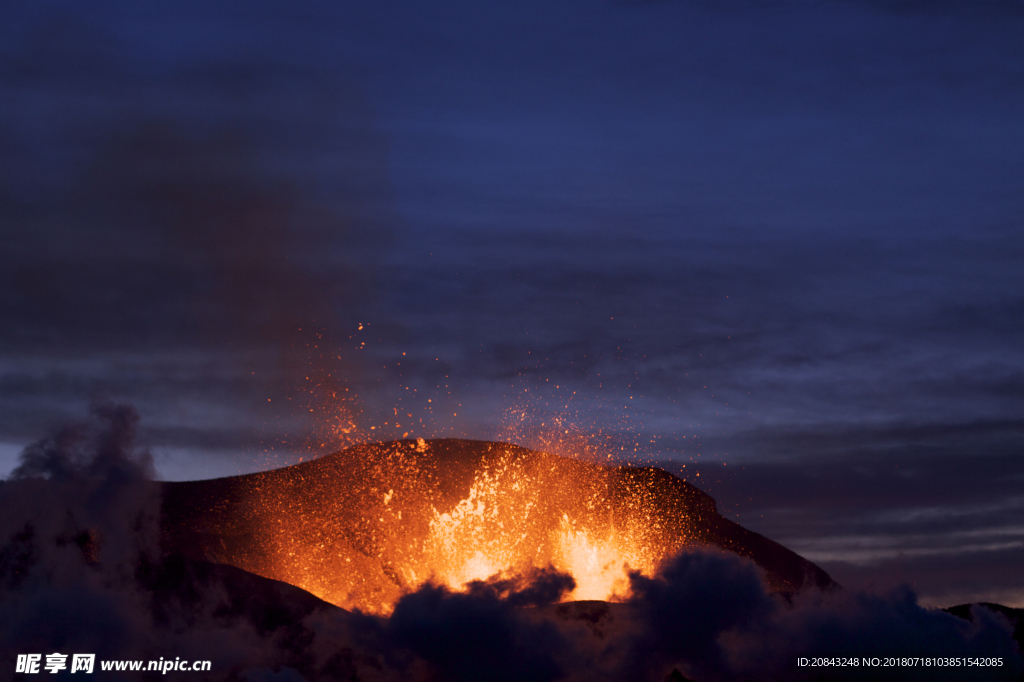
[160,438,835,613]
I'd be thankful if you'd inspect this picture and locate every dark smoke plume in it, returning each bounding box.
[0,404,365,680]
[378,569,576,682]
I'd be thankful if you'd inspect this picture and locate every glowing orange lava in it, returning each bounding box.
[415,454,658,603]
[162,438,835,612]
[164,439,703,614]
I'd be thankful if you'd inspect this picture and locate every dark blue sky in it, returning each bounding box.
[2,0,1023,606]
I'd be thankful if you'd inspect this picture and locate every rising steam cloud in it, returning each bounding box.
[1,406,1021,681]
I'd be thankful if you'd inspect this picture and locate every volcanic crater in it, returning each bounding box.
[161,438,835,613]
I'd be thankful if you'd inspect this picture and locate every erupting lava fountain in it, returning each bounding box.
[161,439,835,614]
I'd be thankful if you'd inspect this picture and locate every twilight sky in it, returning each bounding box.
[2,0,1023,607]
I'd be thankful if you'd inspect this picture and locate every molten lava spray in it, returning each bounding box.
[164,439,700,614]
[418,452,657,603]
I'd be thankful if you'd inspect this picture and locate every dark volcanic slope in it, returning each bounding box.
[161,439,835,610]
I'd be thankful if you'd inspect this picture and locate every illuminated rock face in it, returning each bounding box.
[160,439,835,613]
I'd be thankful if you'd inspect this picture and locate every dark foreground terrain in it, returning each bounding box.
[4,434,1021,681]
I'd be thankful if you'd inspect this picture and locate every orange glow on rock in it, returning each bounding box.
[161,438,835,615]
[163,439,695,614]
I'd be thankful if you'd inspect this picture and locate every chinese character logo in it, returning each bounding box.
[16,653,95,674]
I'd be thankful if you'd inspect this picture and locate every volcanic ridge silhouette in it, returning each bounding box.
[161,438,836,611]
